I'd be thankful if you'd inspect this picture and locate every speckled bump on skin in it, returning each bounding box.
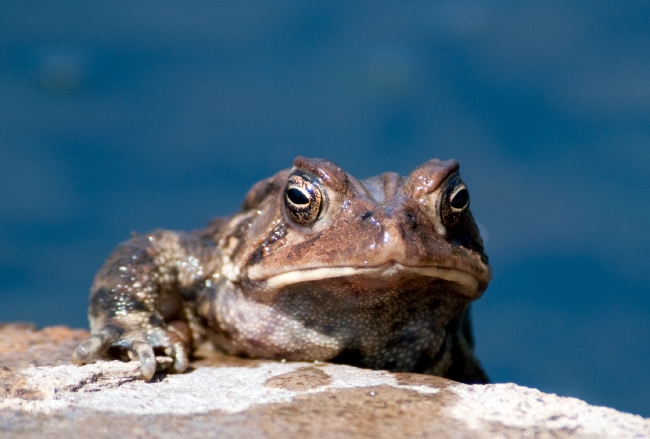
[72,156,491,383]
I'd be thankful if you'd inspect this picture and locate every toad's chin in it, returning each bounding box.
[246,262,486,298]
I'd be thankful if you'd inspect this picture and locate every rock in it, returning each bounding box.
[0,323,648,439]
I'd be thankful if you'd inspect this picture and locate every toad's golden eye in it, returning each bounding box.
[284,174,323,226]
[449,186,469,210]
[441,180,470,227]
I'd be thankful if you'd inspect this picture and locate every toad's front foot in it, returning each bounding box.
[72,321,190,380]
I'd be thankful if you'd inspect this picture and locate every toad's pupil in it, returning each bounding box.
[287,187,310,205]
[450,188,469,209]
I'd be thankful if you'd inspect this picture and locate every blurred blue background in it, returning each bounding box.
[1,1,648,417]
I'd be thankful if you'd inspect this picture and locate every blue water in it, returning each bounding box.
[1,1,648,417]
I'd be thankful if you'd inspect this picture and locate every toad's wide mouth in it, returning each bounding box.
[246,262,488,297]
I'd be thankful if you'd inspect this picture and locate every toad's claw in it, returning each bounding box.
[129,340,157,380]
[72,324,122,364]
[72,322,190,381]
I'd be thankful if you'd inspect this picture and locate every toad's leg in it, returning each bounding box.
[72,230,219,380]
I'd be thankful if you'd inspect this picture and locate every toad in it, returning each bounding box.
[72,157,491,383]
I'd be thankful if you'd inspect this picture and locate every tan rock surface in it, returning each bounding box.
[1,323,648,439]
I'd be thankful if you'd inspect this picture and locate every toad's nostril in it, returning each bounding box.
[405,212,417,229]
[360,211,374,221]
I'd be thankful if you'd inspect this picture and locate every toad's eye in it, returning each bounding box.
[450,187,469,210]
[441,181,469,227]
[284,174,323,226]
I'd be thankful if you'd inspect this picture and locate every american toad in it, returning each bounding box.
[72,157,491,383]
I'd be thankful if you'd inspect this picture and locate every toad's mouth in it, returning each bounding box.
[246,262,486,297]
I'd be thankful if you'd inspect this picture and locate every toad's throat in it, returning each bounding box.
[246,262,481,295]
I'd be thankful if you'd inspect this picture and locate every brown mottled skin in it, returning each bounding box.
[73,157,491,383]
